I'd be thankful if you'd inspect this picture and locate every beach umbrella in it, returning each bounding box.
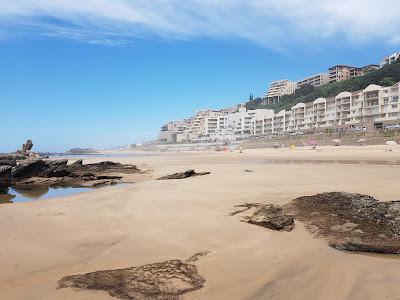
[386,141,397,146]
[332,139,342,146]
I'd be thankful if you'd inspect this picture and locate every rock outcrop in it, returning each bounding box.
[21,139,33,154]
[0,158,141,196]
[232,192,400,254]
[157,169,210,180]
[236,203,294,231]
[0,165,12,193]
[58,253,207,300]
[286,192,400,254]
[11,159,50,179]
[0,154,26,167]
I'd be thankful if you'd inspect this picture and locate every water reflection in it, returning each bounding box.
[0,186,92,203]
[0,191,15,204]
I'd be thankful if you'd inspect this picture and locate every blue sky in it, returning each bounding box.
[1,0,400,152]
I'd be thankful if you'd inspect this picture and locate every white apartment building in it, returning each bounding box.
[380,52,400,67]
[159,82,400,143]
[250,109,275,136]
[158,120,190,143]
[296,73,329,89]
[262,79,296,105]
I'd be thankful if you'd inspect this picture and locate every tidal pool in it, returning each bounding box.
[0,186,92,204]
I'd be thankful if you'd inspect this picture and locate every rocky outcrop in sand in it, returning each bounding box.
[230,192,400,254]
[0,158,141,194]
[233,192,400,254]
[58,252,208,300]
[246,204,294,231]
[157,169,211,180]
[234,203,294,231]
[286,192,400,254]
[0,166,12,193]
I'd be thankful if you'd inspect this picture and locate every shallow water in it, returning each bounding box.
[0,186,92,204]
[264,159,400,166]
[51,152,159,159]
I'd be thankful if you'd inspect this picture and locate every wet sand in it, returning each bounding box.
[1,145,400,299]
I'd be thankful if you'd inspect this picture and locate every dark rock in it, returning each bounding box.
[96,175,123,180]
[0,161,17,167]
[0,154,26,167]
[0,158,140,202]
[243,204,294,231]
[68,160,139,174]
[80,173,96,180]
[157,169,211,180]
[0,154,26,160]
[47,159,68,168]
[47,168,76,178]
[70,159,83,167]
[21,139,33,154]
[0,165,12,178]
[45,160,74,178]
[11,159,48,179]
[285,192,400,254]
[58,256,206,300]
[0,165,12,193]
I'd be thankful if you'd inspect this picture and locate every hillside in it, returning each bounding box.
[246,60,400,112]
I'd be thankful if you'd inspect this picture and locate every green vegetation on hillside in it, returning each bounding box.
[246,60,400,112]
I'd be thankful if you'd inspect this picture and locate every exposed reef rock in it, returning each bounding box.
[232,192,400,254]
[0,157,141,198]
[157,169,211,180]
[286,192,400,254]
[58,252,208,300]
[11,159,50,179]
[0,154,26,167]
[233,203,294,231]
[0,165,12,193]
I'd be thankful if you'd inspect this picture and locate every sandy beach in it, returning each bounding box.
[1,145,400,299]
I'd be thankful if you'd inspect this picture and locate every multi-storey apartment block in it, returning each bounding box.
[262,79,296,105]
[158,120,190,143]
[263,53,388,101]
[159,82,400,143]
[328,65,354,83]
[328,64,378,83]
[296,73,329,89]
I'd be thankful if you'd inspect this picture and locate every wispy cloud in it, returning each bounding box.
[1,0,400,49]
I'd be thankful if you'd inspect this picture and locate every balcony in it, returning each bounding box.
[345,120,361,125]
